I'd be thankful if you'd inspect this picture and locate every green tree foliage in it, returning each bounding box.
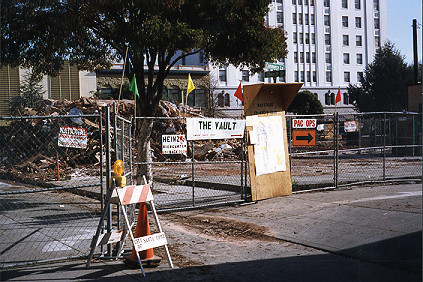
[10,73,45,116]
[287,90,323,115]
[348,41,413,112]
[1,0,288,182]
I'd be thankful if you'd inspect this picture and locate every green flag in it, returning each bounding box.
[129,76,139,98]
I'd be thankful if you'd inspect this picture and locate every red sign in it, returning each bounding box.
[292,129,316,146]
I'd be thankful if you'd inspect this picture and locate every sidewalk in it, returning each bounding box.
[1,183,421,281]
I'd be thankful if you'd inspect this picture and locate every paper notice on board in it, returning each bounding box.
[246,115,286,176]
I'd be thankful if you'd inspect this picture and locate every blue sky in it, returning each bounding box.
[387,0,422,64]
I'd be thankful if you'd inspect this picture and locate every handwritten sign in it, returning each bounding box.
[162,135,187,154]
[58,126,87,148]
[186,118,245,140]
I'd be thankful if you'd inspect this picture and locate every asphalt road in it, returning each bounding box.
[1,182,421,281]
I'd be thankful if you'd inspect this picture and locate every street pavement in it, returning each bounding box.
[0,182,421,281]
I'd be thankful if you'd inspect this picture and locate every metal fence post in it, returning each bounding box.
[335,112,339,189]
[191,140,195,207]
[383,113,386,182]
[104,106,112,256]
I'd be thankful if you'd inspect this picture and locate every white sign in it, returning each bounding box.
[246,115,286,176]
[162,135,187,154]
[186,118,245,140]
[133,232,168,252]
[344,121,358,132]
[58,126,87,148]
[292,119,317,129]
[265,62,285,71]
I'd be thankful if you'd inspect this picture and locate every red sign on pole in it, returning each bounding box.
[292,129,316,146]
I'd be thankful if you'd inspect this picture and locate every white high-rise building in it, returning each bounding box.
[209,0,387,116]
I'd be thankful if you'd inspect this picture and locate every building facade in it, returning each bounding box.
[0,62,96,116]
[209,0,387,116]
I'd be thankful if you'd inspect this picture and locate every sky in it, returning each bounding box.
[387,0,422,64]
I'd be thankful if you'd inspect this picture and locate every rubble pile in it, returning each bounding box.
[0,97,243,185]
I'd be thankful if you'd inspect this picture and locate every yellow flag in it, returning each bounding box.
[187,74,195,96]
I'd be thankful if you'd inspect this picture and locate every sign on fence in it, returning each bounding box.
[162,135,187,154]
[186,118,245,140]
[58,126,87,148]
[292,119,317,129]
[292,129,316,146]
[344,121,358,132]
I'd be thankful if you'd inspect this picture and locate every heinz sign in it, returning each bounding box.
[58,126,87,148]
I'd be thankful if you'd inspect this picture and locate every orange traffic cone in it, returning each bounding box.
[124,202,161,266]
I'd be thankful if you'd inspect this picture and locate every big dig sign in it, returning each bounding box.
[292,119,317,129]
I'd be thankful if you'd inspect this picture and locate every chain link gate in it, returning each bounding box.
[0,113,104,268]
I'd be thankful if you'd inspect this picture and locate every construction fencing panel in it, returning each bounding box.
[133,117,248,211]
[287,112,422,191]
[0,114,104,268]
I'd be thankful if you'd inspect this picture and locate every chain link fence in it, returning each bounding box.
[287,112,422,190]
[132,116,248,211]
[0,114,104,268]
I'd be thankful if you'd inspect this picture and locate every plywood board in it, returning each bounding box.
[247,111,292,201]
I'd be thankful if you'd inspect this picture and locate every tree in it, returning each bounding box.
[287,90,323,115]
[348,41,413,112]
[2,0,288,183]
[10,73,45,116]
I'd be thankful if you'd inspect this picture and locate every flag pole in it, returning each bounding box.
[118,47,129,112]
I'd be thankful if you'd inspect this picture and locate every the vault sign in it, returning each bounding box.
[186,118,245,140]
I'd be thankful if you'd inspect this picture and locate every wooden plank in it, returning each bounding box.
[247,111,292,201]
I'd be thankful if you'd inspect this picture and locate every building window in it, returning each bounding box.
[311,33,315,44]
[374,0,379,10]
[277,12,283,24]
[312,52,316,63]
[292,0,296,4]
[294,71,299,82]
[224,93,230,107]
[312,71,317,82]
[310,14,315,25]
[343,93,349,104]
[305,33,310,44]
[355,17,361,28]
[342,0,348,9]
[300,71,305,82]
[325,92,331,105]
[374,18,379,29]
[342,16,348,27]
[279,75,286,82]
[304,0,308,5]
[168,86,181,104]
[294,52,298,63]
[343,53,350,64]
[356,53,363,64]
[298,0,302,4]
[299,33,304,44]
[292,13,297,24]
[310,0,314,5]
[293,32,297,43]
[343,35,349,46]
[356,35,362,46]
[324,15,330,26]
[375,36,380,47]
[276,0,282,3]
[325,53,331,64]
[357,72,363,83]
[324,0,330,7]
[242,70,249,82]
[306,52,310,63]
[355,0,361,9]
[258,72,264,82]
[219,69,227,82]
[326,71,332,82]
[300,52,304,63]
[306,71,311,82]
[344,72,351,82]
[217,92,224,107]
[299,13,303,24]
[325,34,331,45]
[304,14,309,25]
[187,88,207,107]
